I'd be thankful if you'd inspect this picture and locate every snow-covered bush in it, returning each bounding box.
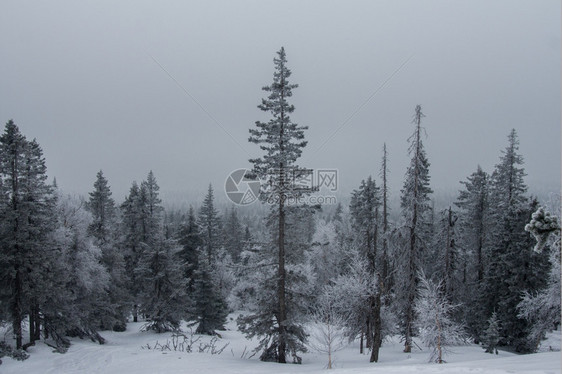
[414,273,467,363]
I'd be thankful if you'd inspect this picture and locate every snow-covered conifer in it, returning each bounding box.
[398,105,433,353]
[481,312,500,354]
[242,47,310,363]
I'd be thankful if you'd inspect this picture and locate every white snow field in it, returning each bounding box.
[2,315,560,374]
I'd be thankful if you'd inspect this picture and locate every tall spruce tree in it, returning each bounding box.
[121,181,143,322]
[85,170,129,331]
[379,143,391,295]
[240,47,309,363]
[223,207,244,263]
[399,105,433,353]
[455,166,489,339]
[191,254,228,335]
[121,171,168,325]
[456,166,489,283]
[349,176,384,361]
[50,194,109,346]
[484,130,550,352]
[142,170,163,239]
[177,206,202,293]
[190,186,229,333]
[0,121,56,349]
[198,184,222,264]
[518,207,561,351]
[432,207,460,301]
[86,170,116,244]
[238,206,314,363]
[135,233,187,333]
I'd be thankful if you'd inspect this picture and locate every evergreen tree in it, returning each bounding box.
[349,176,384,361]
[379,143,391,295]
[0,121,56,349]
[177,206,201,293]
[198,184,222,264]
[223,207,244,263]
[455,166,489,340]
[85,170,129,331]
[191,255,228,335]
[398,105,433,353]
[237,206,315,364]
[241,46,309,363]
[174,187,232,337]
[456,166,489,283]
[135,233,187,333]
[518,207,561,351]
[481,312,500,354]
[121,181,144,322]
[121,171,168,325]
[308,219,345,294]
[141,170,163,240]
[432,207,461,301]
[350,176,380,272]
[483,130,551,352]
[86,170,116,244]
[49,194,109,345]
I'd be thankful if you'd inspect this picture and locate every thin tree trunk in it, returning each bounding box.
[370,290,382,362]
[381,144,390,305]
[278,194,287,363]
[276,74,288,363]
[436,310,442,363]
[328,335,333,369]
[13,268,23,349]
[34,307,41,341]
[366,318,372,349]
[360,331,364,354]
[477,194,485,283]
[43,316,49,339]
[445,207,451,297]
[30,306,35,344]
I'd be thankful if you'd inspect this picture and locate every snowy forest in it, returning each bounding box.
[0,47,560,373]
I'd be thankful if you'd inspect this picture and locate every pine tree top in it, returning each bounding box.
[249,47,308,176]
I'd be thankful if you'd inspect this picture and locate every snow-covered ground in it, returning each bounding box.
[2,315,560,374]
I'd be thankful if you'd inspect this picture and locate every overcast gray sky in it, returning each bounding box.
[0,0,559,205]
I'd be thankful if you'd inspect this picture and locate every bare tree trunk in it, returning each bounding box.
[381,144,389,292]
[34,307,41,341]
[436,310,443,363]
[43,315,50,339]
[445,207,451,297]
[13,268,23,349]
[360,331,364,354]
[366,318,372,349]
[477,194,485,283]
[370,290,382,362]
[277,194,287,363]
[30,306,35,344]
[404,214,417,353]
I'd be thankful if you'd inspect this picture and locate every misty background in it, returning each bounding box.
[0,0,559,206]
